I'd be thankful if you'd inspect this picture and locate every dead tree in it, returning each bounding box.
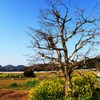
[29,0,100,97]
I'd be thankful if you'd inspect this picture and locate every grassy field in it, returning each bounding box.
[0,79,30,87]
[0,70,99,89]
[0,72,55,89]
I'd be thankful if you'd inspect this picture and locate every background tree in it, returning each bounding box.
[29,0,100,97]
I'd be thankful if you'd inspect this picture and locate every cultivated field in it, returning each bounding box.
[0,70,100,100]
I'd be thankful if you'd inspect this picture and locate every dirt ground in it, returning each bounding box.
[0,89,29,100]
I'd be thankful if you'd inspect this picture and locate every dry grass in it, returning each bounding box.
[0,79,31,87]
[0,72,58,88]
[72,70,96,76]
[35,71,58,80]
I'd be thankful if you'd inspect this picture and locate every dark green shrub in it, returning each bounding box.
[11,83,17,87]
[92,88,100,100]
[22,79,39,87]
[23,69,36,77]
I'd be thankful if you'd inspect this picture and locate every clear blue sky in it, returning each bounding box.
[0,0,100,66]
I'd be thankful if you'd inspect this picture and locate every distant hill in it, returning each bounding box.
[15,65,25,71]
[0,65,25,71]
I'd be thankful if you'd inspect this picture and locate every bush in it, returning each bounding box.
[9,79,39,89]
[29,78,64,100]
[23,69,36,77]
[22,79,39,87]
[92,88,100,100]
[11,83,17,87]
[70,72,96,99]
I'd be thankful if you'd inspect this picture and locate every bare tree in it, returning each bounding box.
[29,0,100,97]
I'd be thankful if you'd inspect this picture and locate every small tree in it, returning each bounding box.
[29,0,100,97]
[24,69,35,77]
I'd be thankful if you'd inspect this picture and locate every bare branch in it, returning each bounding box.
[68,37,92,60]
[38,51,57,62]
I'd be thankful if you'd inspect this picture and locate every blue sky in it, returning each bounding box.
[0,0,100,66]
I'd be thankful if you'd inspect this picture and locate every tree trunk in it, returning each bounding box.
[64,65,71,98]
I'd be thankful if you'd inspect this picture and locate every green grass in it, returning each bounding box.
[8,79,39,90]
